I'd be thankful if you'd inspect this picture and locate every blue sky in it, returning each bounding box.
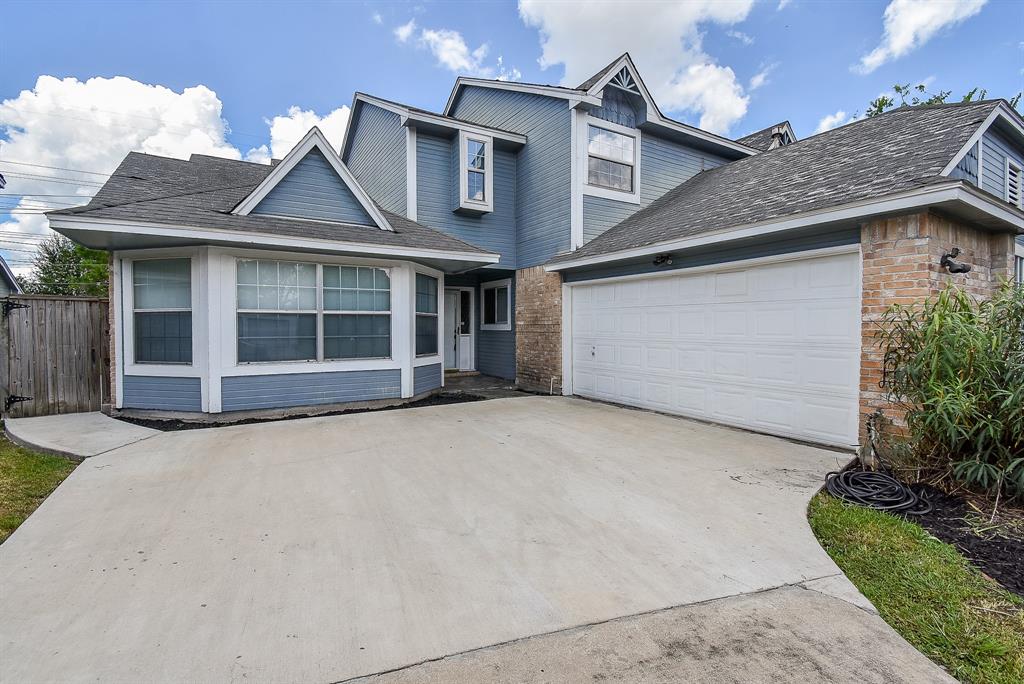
[1,0,1022,271]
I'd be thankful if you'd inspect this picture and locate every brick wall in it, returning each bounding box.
[515,266,563,393]
[860,210,1015,438]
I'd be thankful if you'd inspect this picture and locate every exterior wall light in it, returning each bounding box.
[940,247,972,274]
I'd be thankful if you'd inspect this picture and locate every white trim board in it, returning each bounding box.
[49,214,501,264]
[546,181,1024,272]
[232,126,394,232]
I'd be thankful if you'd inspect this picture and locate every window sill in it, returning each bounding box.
[454,202,492,216]
[583,183,640,205]
[480,323,511,332]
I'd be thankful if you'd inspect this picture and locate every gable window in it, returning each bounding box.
[415,273,439,356]
[133,258,192,364]
[457,131,494,214]
[587,124,635,193]
[1007,159,1022,209]
[480,278,512,332]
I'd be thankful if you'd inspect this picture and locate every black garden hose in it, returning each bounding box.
[825,469,932,515]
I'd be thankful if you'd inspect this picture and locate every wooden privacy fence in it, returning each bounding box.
[1,295,111,418]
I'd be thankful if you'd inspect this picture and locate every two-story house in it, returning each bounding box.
[49,54,1024,448]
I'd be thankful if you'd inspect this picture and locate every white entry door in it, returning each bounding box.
[568,250,861,447]
[444,288,474,371]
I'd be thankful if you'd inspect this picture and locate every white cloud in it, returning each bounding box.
[394,19,417,43]
[371,12,383,25]
[244,105,350,162]
[518,0,755,134]
[396,23,521,80]
[749,63,777,91]
[856,0,987,74]
[814,109,856,134]
[726,29,754,45]
[777,0,792,9]
[0,75,243,271]
[0,75,351,274]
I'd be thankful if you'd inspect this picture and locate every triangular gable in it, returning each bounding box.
[941,101,1024,188]
[234,127,393,231]
[584,54,649,107]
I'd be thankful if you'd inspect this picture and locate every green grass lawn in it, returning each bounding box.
[809,493,1024,684]
[0,434,76,544]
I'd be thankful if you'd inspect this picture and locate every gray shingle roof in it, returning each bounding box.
[736,121,792,151]
[576,53,629,91]
[49,152,493,255]
[551,100,1005,265]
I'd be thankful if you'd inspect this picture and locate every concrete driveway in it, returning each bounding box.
[0,396,950,683]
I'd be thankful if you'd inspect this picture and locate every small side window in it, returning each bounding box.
[133,258,192,364]
[480,279,511,332]
[457,131,494,214]
[1006,159,1022,209]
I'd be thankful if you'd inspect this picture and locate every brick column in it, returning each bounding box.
[859,211,1014,440]
[515,266,563,393]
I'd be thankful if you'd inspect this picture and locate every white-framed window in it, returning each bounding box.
[587,123,636,194]
[480,278,512,331]
[235,259,392,363]
[458,130,493,213]
[415,273,439,356]
[1015,255,1023,285]
[1006,158,1022,209]
[132,257,193,364]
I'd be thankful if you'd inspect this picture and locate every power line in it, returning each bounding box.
[0,160,113,177]
[2,172,105,187]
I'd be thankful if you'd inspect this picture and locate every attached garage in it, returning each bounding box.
[564,248,861,447]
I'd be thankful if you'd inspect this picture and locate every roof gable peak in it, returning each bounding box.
[233,127,393,231]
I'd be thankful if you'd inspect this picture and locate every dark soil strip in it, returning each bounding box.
[115,392,487,432]
[904,485,1024,599]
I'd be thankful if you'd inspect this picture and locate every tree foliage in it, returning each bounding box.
[879,284,1024,500]
[16,234,109,297]
[865,83,1022,118]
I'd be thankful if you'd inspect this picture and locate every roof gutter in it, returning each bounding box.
[47,215,501,265]
[545,181,1024,272]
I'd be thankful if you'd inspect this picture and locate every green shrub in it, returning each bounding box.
[879,282,1024,499]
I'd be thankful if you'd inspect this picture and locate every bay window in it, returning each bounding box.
[236,259,393,363]
[133,258,192,364]
[587,124,635,193]
[415,273,439,356]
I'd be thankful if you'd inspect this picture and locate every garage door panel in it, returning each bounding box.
[571,251,860,446]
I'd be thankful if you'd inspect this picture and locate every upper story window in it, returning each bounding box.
[133,258,192,364]
[457,131,493,214]
[587,124,636,194]
[1006,159,1022,209]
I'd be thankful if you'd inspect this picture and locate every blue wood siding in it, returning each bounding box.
[591,88,640,128]
[949,142,979,185]
[221,369,401,411]
[562,227,860,283]
[413,363,442,395]
[123,375,202,412]
[581,132,727,243]
[583,195,635,243]
[416,132,517,267]
[343,103,407,215]
[452,88,571,267]
[980,127,1024,199]
[446,271,517,380]
[251,149,374,225]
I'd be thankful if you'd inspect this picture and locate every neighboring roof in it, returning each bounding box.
[47,151,495,259]
[0,254,22,293]
[550,100,1019,266]
[737,121,796,152]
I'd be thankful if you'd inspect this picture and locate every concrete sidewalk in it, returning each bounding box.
[4,412,159,459]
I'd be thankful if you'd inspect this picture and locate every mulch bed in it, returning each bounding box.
[116,392,487,432]
[904,484,1024,599]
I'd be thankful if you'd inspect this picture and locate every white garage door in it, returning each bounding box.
[569,250,860,446]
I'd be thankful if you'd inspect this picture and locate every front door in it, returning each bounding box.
[444,288,474,371]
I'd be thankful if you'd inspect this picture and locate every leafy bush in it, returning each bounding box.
[879,283,1024,499]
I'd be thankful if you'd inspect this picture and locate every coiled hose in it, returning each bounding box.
[825,470,932,515]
